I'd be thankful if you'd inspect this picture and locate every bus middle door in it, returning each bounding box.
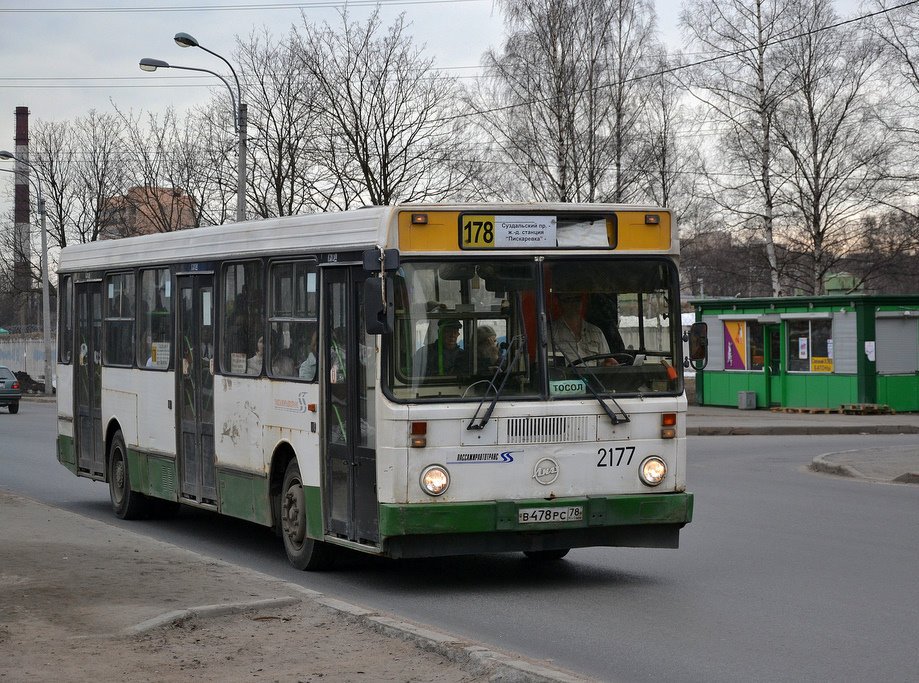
[75,280,104,478]
[323,266,379,546]
[176,273,217,505]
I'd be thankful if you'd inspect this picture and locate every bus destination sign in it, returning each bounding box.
[461,214,557,249]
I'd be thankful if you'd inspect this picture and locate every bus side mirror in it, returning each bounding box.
[364,277,393,335]
[362,248,398,334]
[684,321,708,369]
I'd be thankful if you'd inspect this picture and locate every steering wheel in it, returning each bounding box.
[568,352,634,367]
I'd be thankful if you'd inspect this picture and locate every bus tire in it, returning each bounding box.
[523,549,570,561]
[108,431,150,520]
[281,459,333,571]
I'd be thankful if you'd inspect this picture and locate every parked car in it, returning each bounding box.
[0,366,21,414]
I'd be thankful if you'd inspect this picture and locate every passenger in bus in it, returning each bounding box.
[549,293,618,366]
[272,345,295,377]
[476,325,501,372]
[247,336,264,375]
[299,330,318,381]
[414,319,468,375]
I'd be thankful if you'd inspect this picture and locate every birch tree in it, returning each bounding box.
[773,0,889,294]
[680,0,794,295]
[474,0,656,202]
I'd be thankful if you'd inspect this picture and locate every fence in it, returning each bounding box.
[0,336,57,381]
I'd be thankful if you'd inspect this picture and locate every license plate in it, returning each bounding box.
[518,506,583,524]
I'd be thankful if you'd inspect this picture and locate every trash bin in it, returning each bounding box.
[738,391,757,410]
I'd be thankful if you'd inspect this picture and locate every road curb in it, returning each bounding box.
[810,453,861,478]
[123,596,302,635]
[689,425,919,436]
[120,567,591,681]
[303,592,594,682]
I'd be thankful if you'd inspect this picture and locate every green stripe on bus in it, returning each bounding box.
[217,469,272,526]
[305,485,323,539]
[126,448,180,501]
[57,434,77,472]
[378,493,693,537]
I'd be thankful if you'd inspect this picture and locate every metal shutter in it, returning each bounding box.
[832,312,858,374]
[876,318,919,375]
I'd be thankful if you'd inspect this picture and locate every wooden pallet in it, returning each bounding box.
[839,403,896,415]
[770,407,841,414]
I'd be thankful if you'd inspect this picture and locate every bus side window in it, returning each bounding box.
[137,268,172,370]
[222,261,264,376]
[268,259,318,381]
[103,271,135,367]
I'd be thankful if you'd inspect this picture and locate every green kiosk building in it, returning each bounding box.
[692,295,919,412]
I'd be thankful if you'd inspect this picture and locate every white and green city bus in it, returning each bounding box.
[55,204,697,569]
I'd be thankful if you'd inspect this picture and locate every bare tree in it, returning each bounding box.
[865,0,919,211]
[238,28,327,217]
[118,106,231,234]
[182,102,239,227]
[28,111,130,247]
[296,10,470,207]
[681,0,795,295]
[773,0,889,294]
[606,0,658,202]
[638,53,707,219]
[472,0,655,202]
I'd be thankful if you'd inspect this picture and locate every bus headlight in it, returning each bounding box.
[420,465,450,496]
[639,457,667,486]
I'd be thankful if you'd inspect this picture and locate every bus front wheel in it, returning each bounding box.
[109,431,150,520]
[281,459,333,571]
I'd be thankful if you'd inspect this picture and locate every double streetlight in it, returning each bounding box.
[0,150,53,395]
[140,32,247,222]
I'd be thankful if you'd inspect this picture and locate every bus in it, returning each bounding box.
[55,203,698,569]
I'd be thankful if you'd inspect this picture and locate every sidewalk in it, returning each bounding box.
[0,491,588,683]
[687,404,919,436]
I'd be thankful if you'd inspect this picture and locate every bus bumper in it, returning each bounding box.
[378,492,693,559]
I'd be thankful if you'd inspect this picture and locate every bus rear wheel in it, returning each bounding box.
[109,431,150,520]
[523,549,570,561]
[281,459,333,571]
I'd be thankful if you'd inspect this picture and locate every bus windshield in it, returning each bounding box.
[386,258,680,402]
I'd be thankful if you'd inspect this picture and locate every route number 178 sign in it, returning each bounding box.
[461,215,557,249]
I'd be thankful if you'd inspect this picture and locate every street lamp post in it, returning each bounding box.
[140,32,246,222]
[0,150,54,395]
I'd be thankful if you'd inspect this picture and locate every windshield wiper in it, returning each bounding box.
[562,355,630,425]
[466,335,525,431]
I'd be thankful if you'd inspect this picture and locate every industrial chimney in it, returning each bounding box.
[13,106,32,327]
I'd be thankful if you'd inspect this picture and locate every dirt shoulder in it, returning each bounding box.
[0,492,584,682]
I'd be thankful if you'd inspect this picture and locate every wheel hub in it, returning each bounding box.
[112,457,125,504]
[282,483,305,545]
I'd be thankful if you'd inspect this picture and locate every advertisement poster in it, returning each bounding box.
[723,321,747,370]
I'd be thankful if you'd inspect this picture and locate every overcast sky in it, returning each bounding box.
[0,0,859,217]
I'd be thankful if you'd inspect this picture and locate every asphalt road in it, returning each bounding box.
[2,402,917,682]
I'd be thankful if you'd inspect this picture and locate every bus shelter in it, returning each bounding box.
[692,295,919,412]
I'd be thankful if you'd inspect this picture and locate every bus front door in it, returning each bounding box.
[176,274,217,505]
[323,266,379,545]
[75,281,104,478]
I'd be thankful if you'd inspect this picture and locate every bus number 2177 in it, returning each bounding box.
[597,446,636,467]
